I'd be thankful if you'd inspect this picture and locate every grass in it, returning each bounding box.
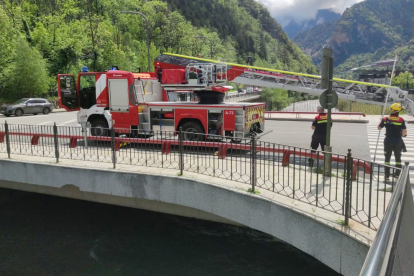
[335,219,346,226]
[313,167,323,174]
[247,188,260,194]
[335,218,353,228]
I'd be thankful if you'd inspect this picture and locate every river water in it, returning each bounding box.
[0,188,340,275]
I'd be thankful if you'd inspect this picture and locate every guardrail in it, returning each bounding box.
[265,111,366,119]
[359,164,414,276]
[0,122,401,231]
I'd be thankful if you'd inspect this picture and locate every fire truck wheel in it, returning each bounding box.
[91,119,109,137]
[181,121,204,141]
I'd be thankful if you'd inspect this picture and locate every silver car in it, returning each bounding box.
[0,98,54,117]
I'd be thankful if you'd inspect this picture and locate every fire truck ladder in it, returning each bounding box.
[160,53,414,115]
[232,71,414,114]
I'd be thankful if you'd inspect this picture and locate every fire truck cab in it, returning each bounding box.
[57,65,265,140]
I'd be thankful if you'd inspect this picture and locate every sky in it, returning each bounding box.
[256,0,365,25]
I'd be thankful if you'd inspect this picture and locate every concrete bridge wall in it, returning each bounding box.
[0,159,368,275]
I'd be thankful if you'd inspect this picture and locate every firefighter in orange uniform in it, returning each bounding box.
[377,103,407,180]
[308,106,332,166]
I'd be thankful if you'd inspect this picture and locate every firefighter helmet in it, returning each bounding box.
[390,103,402,112]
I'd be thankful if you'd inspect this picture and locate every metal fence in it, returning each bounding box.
[359,164,414,276]
[0,122,402,231]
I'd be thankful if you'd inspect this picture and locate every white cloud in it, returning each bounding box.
[257,0,365,24]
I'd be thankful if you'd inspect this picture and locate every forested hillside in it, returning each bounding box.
[293,0,414,73]
[293,21,338,65]
[0,0,315,102]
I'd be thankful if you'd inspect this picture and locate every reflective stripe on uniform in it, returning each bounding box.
[392,122,402,125]
[396,162,402,165]
[384,162,391,165]
[317,120,327,123]
[119,142,129,148]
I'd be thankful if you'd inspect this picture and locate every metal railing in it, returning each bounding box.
[359,164,414,276]
[0,122,402,231]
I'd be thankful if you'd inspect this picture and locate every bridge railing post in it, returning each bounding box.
[5,121,10,159]
[344,149,353,226]
[250,135,257,192]
[111,127,116,169]
[53,122,59,163]
[179,127,183,176]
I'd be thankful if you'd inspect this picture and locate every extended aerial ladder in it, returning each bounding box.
[154,53,414,115]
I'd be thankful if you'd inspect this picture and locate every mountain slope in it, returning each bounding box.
[293,0,414,71]
[164,0,316,73]
[293,20,338,65]
[331,0,414,65]
[284,9,340,38]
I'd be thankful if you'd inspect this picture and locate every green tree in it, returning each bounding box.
[3,37,49,99]
[0,5,17,94]
[392,71,414,90]
[260,87,292,110]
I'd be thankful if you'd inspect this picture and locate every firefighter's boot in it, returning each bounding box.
[393,165,403,178]
[384,167,390,181]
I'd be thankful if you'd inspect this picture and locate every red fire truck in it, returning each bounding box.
[57,55,265,141]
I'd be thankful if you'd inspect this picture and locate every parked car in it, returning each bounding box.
[0,98,54,117]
